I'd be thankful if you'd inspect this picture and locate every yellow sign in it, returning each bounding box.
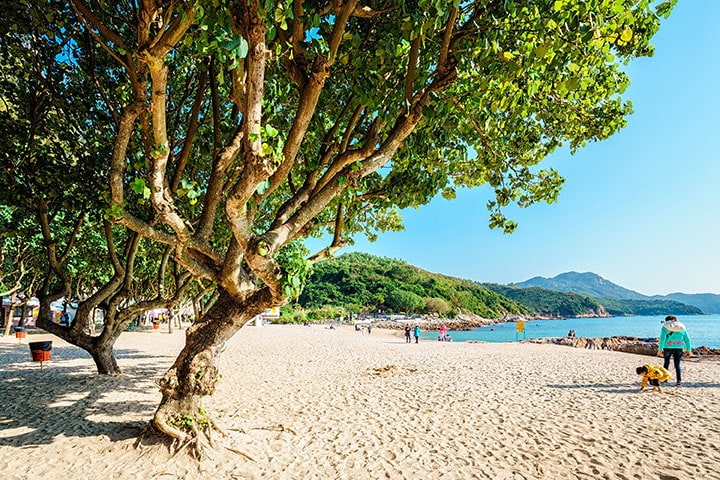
[515,321,525,333]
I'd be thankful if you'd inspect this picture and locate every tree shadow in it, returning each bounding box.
[547,382,720,394]
[546,383,638,394]
[0,343,174,447]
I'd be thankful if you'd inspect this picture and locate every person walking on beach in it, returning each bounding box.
[659,315,692,386]
[404,325,412,343]
[413,325,420,344]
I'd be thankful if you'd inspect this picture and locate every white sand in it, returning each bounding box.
[1,325,719,479]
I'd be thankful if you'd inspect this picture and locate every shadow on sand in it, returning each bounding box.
[0,341,174,447]
[546,382,720,394]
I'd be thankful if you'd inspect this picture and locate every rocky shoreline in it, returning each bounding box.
[525,336,720,358]
[371,313,583,331]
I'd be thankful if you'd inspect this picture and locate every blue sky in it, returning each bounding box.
[308,1,720,296]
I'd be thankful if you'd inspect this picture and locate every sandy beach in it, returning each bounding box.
[1,325,719,480]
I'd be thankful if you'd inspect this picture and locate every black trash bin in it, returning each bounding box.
[14,326,27,340]
[29,341,52,363]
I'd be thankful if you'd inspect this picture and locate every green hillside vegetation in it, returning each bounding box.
[483,284,606,317]
[295,253,530,319]
[592,298,703,316]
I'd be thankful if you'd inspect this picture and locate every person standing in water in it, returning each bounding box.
[659,315,692,386]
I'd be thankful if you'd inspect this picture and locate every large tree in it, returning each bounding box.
[6,0,674,446]
[0,2,201,373]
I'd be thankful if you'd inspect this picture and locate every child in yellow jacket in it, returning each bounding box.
[636,364,671,392]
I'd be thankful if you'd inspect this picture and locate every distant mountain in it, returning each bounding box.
[515,272,647,300]
[655,293,720,315]
[515,271,715,314]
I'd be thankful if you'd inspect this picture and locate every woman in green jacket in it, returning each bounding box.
[659,315,692,386]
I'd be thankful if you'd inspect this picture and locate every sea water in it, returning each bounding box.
[422,314,720,349]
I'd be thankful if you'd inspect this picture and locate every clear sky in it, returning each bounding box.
[308,1,720,296]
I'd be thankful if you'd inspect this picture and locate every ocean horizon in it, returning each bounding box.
[422,314,720,349]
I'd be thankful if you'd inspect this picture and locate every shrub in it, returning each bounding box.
[385,289,425,313]
[424,297,450,315]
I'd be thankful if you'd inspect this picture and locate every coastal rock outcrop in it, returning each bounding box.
[526,336,720,358]
[373,315,495,331]
[372,313,569,331]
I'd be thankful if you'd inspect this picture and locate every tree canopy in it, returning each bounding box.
[0,0,675,448]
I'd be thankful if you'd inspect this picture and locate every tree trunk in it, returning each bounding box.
[18,303,28,327]
[152,288,273,441]
[2,294,16,337]
[36,294,124,375]
[2,307,9,336]
[88,337,121,375]
[168,305,174,334]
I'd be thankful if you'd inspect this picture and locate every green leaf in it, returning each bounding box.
[620,28,633,42]
[256,179,270,195]
[265,125,279,137]
[236,37,249,58]
[130,178,146,195]
[501,51,515,61]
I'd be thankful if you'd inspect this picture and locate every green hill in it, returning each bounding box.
[293,254,704,321]
[656,293,720,314]
[298,253,529,318]
[591,297,703,316]
[297,253,614,319]
[483,284,607,317]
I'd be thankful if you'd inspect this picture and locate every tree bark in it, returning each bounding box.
[3,306,13,337]
[2,294,16,337]
[18,303,28,327]
[35,293,127,375]
[87,336,121,375]
[152,288,272,440]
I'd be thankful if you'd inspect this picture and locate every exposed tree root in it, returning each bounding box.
[225,446,256,462]
[172,436,197,458]
[250,424,297,435]
[135,410,239,460]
